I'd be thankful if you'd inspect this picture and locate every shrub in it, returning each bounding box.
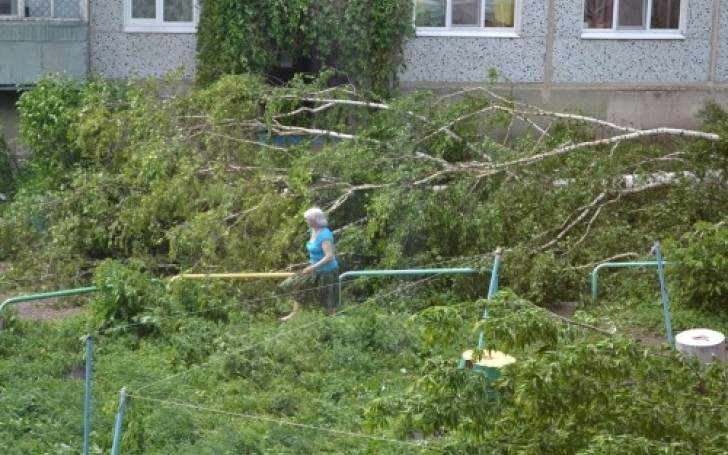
[0,130,15,196]
[665,221,728,311]
[91,259,164,334]
[196,0,414,95]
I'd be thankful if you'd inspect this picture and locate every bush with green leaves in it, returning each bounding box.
[91,259,165,334]
[2,74,728,307]
[0,130,15,196]
[367,290,728,453]
[3,71,728,454]
[665,221,728,311]
[196,0,414,94]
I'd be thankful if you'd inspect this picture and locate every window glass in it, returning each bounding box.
[452,0,480,26]
[415,0,446,27]
[618,0,647,28]
[651,0,680,29]
[0,0,17,15]
[132,0,156,19]
[26,0,51,17]
[584,0,613,28]
[164,0,193,22]
[484,0,515,27]
[55,0,81,18]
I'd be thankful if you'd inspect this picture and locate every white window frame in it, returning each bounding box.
[124,0,198,33]
[581,0,687,39]
[0,0,87,21]
[415,0,521,38]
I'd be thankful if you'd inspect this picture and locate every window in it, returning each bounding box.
[415,0,520,36]
[0,0,82,18]
[125,0,197,33]
[583,0,685,38]
[0,0,18,16]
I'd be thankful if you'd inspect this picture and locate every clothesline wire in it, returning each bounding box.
[132,273,446,393]
[127,393,445,452]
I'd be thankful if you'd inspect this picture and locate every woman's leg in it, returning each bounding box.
[277,273,314,321]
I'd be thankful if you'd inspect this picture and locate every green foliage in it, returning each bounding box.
[665,221,728,311]
[195,0,414,94]
[91,259,163,334]
[369,292,728,453]
[0,130,15,196]
[3,74,728,452]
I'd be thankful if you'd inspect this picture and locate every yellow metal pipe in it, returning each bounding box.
[169,272,295,283]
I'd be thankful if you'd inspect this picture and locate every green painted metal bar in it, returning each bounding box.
[83,335,93,455]
[110,387,128,455]
[0,286,100,312]
[337,268,479,308]
[654,242,675,347]
[591,262,675,304]
[477,248,503,349]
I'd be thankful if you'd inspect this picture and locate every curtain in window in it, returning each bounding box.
[618,0,647,28]
[651,0,680,29]
[132,0,155,19]
[164,0,193,22]
[453,0,480,26]
[484,0,514,27]
[584,0,613,28]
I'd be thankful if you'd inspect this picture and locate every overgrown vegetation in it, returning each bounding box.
[1,74,727,452]
[0,129,15,196]
[196,0,414,94]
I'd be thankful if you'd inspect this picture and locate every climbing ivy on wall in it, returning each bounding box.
[195,0,414,95]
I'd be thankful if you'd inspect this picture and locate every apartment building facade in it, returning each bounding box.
[1,0,728,128]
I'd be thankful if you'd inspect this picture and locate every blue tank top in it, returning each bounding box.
[306,228,338,272]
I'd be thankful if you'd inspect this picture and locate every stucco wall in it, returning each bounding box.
[401,0,720,85]
[89,0,196,80]
[400,1,548,83]
[716,0,728,81]
[551,0,713,83]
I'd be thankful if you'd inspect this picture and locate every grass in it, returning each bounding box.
[0,283,448,454]
[1,270,726,453]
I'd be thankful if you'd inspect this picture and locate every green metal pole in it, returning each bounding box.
[0,286,100,312]
[591,262,669,304]
[110,387,128,455]
[337,268,479,308]
[478,248,503,349]
[83,335,93,455]
[654,242,675,347]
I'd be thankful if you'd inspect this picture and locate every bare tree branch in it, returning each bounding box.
[326,183,392,213]
[492,128,720,172]
[569,253,641,270]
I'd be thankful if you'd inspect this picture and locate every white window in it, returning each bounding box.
[582,0,686,39]
[124,0,198,33]
[0,0,82,19]
[415,0,520,37]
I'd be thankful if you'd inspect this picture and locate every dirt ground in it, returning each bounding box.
[0,262,85,321]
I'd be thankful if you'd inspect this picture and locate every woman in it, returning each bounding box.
[279,208,339,321]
